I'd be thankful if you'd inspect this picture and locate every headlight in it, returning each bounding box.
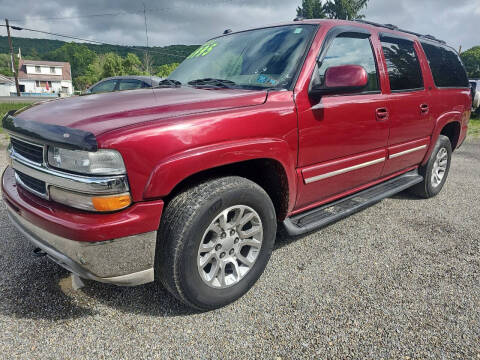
[48,147,126,175]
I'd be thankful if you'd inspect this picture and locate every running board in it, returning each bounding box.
[283,170,423,236]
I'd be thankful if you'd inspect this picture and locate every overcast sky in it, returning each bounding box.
[1,0,479,51]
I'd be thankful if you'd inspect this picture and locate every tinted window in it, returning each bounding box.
[90,80,117,93]
[421,42,469,88]
[380,36,423,91]
[317,35,379,92]
[118,79,145,91]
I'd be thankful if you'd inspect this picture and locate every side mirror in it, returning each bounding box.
[309,64,368,97]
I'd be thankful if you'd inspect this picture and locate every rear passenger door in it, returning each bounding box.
[379,34,433,176]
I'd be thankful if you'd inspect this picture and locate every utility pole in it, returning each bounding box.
[5,18,21,96]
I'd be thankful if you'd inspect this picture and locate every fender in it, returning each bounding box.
[421,111,462,165]
[143,138,297,211]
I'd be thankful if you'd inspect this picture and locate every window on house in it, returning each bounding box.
[35,66,41,73]
[380,35,424,92]
[50,67,55,74]
[35,81,52,88]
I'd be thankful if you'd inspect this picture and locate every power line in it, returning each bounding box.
[0,24,189,59]
[8,12,133,22]
[7,1,239,22]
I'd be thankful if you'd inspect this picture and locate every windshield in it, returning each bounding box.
[168,25,317,90]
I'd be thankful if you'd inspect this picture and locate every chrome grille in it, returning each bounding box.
[11,137,44,164]
[15,170,47,197]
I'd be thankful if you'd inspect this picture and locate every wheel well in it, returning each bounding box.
[165,159,290,221]
[440,122,461,150]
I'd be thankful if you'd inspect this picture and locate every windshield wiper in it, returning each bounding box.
[187,78,236,89]
[155,79,182,88]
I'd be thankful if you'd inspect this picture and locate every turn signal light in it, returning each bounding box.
[92,194,132,212]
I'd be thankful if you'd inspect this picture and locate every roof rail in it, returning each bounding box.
[354,19,398,30]
[421,34,446,45]
[354,19,447,45]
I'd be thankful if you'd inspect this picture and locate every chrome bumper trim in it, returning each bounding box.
[6,205,156,286]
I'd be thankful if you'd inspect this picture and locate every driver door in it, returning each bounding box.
[295,28,389,209]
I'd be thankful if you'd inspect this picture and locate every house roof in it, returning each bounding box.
[18,59,72,81]
[0,74,14,84]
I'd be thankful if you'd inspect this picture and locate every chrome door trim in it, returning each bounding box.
[389,144,427,159]
[304,157,386,184]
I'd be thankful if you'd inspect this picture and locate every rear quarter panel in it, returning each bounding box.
[422,88,471,164]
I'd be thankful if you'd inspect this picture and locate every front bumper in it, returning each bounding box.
[2,166,163,286]
[7,205,156,285]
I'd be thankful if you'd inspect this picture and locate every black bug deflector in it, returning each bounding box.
[2,112,98,151]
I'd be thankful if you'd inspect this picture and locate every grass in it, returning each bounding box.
[0,102,34,133]
[468,115,480,138]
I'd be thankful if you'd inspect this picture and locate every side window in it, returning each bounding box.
[380,35,424,91]
[421,42,469,88]
[90,80,117,94]
[118,79,145,91]
[317,34,380,92]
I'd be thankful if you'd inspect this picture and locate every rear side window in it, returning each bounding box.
[118,79,145,91]
[90,79,117,93]
[421,42,469,88]
[317,34,380,92]
[380,35,424,91]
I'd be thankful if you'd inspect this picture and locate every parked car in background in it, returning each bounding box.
[85,75,163,94]
[2,19,472,311]
[470,79,480,113]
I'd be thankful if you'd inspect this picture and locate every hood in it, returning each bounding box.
[14,87,268,136]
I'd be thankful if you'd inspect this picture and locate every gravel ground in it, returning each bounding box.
[0,136,478,359]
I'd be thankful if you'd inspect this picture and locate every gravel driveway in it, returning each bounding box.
[0,136,478,359]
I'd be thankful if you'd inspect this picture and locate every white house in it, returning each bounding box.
[0,74,15,96]
[17,59,74,97]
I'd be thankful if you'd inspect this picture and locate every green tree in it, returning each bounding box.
[123,53,144,75]
[297,0,368,20]
[461,46,480,78]
[45,42,97,79]
[101,53,124,77]
[323,0,368,20]
[156,63,180,78]
[297,0,325,19]
[29,48,40,59]
[0,53,13,77]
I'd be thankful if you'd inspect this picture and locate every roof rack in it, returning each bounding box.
[354,19,446,45]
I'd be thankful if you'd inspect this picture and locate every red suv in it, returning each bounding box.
[2,19,471,310]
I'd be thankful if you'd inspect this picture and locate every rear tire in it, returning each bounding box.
[410,135,452,198]
[157,176,276,311]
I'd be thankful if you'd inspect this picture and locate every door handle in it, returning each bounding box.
[420,104,429,114]
[376,107,389,121]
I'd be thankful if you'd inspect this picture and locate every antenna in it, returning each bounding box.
[143,3,151,75]
[143,3,156,98]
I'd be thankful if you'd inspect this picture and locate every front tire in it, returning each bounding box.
[157,176,277,310]
[411,135,452,198]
